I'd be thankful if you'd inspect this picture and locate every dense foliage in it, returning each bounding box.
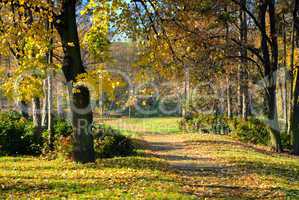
[180,112,292,149]
[0,111,42,155]
[93,124,136,158]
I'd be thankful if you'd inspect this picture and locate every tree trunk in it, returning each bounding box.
[259,0,281,152]
[290,0,299,155]
[282,14,288,132]
[41,79,48,128]
[47,73,54,150]
[240,0,249,120]
[47,13,54,150]
[57,82,65,118]
[32,97,42,137]
[55,0,95,163]
[226,76,232,118]
[19,101,29,119]
[183,65,190,117]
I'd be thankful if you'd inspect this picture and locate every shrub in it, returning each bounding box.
[53,118,73,137]
[54,136,73,159]
[233,118,270,145]
[93,124,135,158]
[179,113,230,134]
[280,132,292,150]
[0,111,42,155]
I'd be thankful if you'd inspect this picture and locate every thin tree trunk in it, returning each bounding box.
[41,79,48,128]
[240,0,249,120]
[55,0,95,163]
[226,76,232,118]
[47,72,54,150]
[47,6,54,150]
[282,14,288,132]
[32,97,42,137]
[183,64,190,117]
[237,65,242,116]
[57,82,65,119]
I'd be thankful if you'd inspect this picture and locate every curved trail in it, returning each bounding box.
[141,134,224,171]
[140,134,290,199]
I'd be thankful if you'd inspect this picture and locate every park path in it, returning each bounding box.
[139,134,288,199]
[140,134,224,171]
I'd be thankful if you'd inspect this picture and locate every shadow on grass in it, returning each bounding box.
[186,139,297,158]
[97,156,169,171]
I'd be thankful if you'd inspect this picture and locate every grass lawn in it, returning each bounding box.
[0,156,195,199]
[102,117,181,137]
[1,118,299,199]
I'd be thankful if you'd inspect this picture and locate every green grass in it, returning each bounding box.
[102,117,181,137]
[182,134,299,199]
[0,156,195,199]
[1,118,299,199]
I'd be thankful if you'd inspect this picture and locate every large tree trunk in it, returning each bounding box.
[55,0,95,163]
[259,0,281,152]
[290,0,299,155]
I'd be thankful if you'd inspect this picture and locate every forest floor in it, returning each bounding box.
[1,118,299,199]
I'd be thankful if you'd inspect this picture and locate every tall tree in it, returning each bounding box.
[290,0,299,154]
[55,0,95,163]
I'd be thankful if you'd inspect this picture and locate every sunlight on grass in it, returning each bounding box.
[103,117,181,137]
[0,156,196,199]
[184,134,299,199]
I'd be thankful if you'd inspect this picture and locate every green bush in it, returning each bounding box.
[280,132,291,150]
[42,118,72,143]
[93,124,135,158]
[53,118,73,137]
[0,111,42,155]
[233,118,270,145]
[179,113,230,134]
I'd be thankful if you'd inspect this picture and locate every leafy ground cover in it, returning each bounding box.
[141,133,299,199]
[0,156,195,199]
[1,118,299,199]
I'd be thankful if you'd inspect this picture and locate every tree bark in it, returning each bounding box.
[19,100,29,119]
[41,79,48,128]
[57,82,65,118]
[32,97,42,137]
[240,0,249,120]
[290,0,299,155]
[55,0,95,163]
[47,72,54,150]
[226,76,232,118]
[47,11,54,150]
[259,0,281,152]
[282,14,288,132]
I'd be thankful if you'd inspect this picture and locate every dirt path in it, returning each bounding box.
[141,134,227,171]
[140,134,295,199]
